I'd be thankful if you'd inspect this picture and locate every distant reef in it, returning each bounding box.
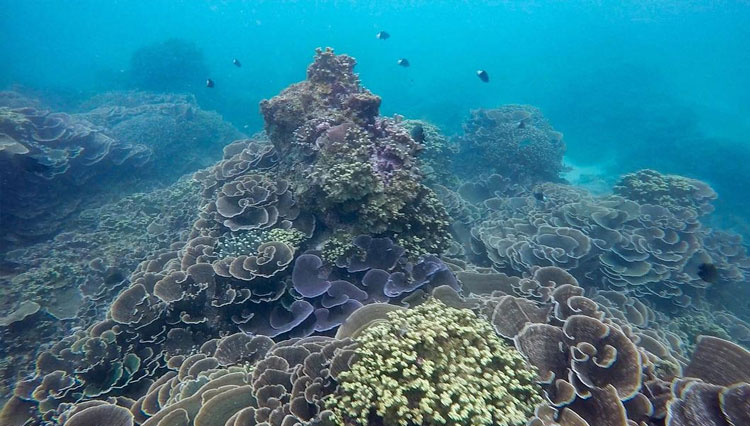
[1,49,749,426]
[0,90,243,249]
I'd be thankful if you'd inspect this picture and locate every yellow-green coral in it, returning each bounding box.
[322,161,379,203]
[321,230,356,264]
[264,228,306,249]
[328,299,541,426]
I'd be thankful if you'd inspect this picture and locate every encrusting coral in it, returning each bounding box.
[328,298,542,425]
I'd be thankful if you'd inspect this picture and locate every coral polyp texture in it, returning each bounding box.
[328,298,542,426]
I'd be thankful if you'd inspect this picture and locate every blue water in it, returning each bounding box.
[3,1,749,161]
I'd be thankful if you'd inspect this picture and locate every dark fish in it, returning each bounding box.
[376,31,390,40]
[533,191,545,202]
[517,121,526,129]
[697,262,719,283]
[232,58,241,67]
[476,70,489,82]
[397,58,410,67]
[410,124,425,143]
[206,79,214,88]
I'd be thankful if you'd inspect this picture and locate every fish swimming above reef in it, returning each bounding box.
[410,123,425,143]
[697,262,719,283]
[518,120,526,129]
[232,58,241,67]
[397,58,410,67]
[376,31,390,40]
[533,190,545,202]
[206,78,214,88]
[476,70,489,82]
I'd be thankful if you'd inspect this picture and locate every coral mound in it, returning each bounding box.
[260,47,450,255]
[329,298,542,426]
[457,105,566,183]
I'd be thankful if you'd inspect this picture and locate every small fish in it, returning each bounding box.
[376,31,390,40]
[533,191,545,202]
[476,69,489,82]
[697,262,719,283]
[410,124,425,143]
[517,121,526,129]
[397,58,410,67]
[206,79,214,88]
[232,58,241,67]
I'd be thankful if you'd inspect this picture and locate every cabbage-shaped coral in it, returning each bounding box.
[328,299,542,425]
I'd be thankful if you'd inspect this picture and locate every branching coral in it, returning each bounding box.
[328,299,541,425]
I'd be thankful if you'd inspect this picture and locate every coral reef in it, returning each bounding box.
[665,336,750,425]
[126,333,353,426]
[452,180,750,308]
[442,264,688,426]
[456,105,567,184]
[0,101,150,246]
[81,91,244,181]
[0,91,242,249]
[614,169,718,216]
[260,48,451,255]
[7,130,456,422]
[4,47,750,426]
[402,119,458,188]
[0,177,201,408]
[329,298,541,425]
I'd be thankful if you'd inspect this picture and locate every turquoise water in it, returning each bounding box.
[3,1,749,223]
[2,2,750,425]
